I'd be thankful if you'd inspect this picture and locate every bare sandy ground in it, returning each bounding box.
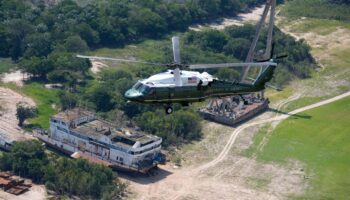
[189,6,265,31]
[277,17,350,97]
[91,60,110,74]
[1,70,27,87]
[0,87,35,141]
[0,185,46,200]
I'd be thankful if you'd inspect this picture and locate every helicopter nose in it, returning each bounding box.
[124,89,143,101]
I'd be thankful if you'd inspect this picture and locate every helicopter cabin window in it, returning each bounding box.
[132,82,142,90]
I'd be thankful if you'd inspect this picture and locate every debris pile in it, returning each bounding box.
[199,94,269,126]
[0,171,32,195]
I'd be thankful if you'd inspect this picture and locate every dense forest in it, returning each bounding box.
[0,140,126,199]
[0,0,318,148]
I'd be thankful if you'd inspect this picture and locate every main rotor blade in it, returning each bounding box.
[172,36,181,64]
[189,61,277,69]
[76,55,165,66]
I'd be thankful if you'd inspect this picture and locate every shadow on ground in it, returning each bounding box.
[118,166,173,185]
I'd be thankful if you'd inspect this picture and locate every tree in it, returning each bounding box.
[0,140,48,182]
[19,56,54,78]
[58,90,78,110]
[16,102,37,127]
[64,35,89,53]
[128,8,167,38]
[223,38,250,60]
[23,33,52,57]
[5,19,35,60]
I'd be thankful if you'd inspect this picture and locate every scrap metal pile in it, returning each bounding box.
[199,94,269,126]
[0,172,32,195]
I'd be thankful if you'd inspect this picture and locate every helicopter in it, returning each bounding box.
[77,0,283,114]
[77,36,279,114]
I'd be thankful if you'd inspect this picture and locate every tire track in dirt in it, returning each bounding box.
[172,91,350,200]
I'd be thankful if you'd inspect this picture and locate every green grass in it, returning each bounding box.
[281,0,350,22]
[284,96,329,112]
[6,82,59,129]
[293,18,350,35]
[255,96,350,199]
[0,58,16,74]
[92,39,170,64]
[244,125,270,158]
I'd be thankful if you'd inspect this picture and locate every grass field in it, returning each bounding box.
[6,83,59,129]
[253,96,350,199]
[280,0,350,22]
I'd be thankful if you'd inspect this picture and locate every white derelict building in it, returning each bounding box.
[36,109,162,173]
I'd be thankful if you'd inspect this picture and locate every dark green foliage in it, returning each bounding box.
[16,102,38,127]
[184,25,316,87]
[137,110,202,146]
[58,90,78,110]
[0,140,48,182]
[0,0,269,81]
[44,158,125,198]
[0,140,126,199]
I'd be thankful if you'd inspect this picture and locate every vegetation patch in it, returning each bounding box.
[255,97,350,199]
[284,96,328,112]
[0,140,126,199]
[281,0,350,22]
[293,18,350,35]
[6,83,59,129]
[0,58,16,74]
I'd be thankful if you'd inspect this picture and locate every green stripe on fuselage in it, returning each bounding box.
[141,80,263,104]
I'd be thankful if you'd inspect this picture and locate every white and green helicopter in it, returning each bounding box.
[78,0,282,114]
[77,36,280,114]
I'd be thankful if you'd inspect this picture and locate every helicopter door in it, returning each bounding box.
[169,87,175,100]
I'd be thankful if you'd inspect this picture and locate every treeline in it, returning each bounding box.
[182,25,316,86]
[0,0,265,84]
[0,140,126,199]
[282,0,350,21]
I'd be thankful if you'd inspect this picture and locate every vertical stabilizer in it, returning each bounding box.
[253,65,276,88]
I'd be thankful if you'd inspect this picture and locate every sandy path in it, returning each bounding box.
[90,60,110,74]
[169,90,350,200]
[190,6,265,31]
[195,91,350,173]
[0,87,35,141]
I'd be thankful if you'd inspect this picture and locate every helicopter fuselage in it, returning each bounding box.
[125,80,263,104]
[124,68,273,105]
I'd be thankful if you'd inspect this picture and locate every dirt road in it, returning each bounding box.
[0,87,35,141]
[123,91,350,200]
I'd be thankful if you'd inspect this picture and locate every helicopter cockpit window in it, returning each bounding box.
[132,82,142,90]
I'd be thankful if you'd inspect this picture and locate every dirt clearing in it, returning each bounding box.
[0,185,46,200]
[0,87,35,141]
[190,6,265,31]
[1,71,27,87]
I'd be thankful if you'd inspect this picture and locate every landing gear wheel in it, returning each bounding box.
[165,106,173,114]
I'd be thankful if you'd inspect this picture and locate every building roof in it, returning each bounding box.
[53,109,159,148]
[52,108,94,122]
[72,119,158,147]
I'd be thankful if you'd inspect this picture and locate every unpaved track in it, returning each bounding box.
[170,91,350,200]
[197,91,350,172]
[0,87,35,140]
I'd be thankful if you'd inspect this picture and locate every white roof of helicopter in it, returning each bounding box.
[141,70,215,87]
